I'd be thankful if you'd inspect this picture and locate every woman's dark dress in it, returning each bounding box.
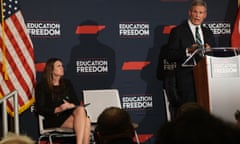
[35,79,79,128]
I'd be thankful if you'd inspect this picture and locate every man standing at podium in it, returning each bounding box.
[164,0,216,118]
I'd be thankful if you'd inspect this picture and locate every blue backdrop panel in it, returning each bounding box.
[18,0,238,142]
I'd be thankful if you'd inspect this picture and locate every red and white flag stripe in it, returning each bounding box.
[231,7,240,48]
[0,9,35,115]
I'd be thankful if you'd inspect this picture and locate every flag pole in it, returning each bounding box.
[1,0,8,80]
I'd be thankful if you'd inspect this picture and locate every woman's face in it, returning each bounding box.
[52,60,64,77]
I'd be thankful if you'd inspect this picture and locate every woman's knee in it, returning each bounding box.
[73,106,85,116]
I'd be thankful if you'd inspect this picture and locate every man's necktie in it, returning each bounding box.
[195,26,202,46]
[195,26,204,57]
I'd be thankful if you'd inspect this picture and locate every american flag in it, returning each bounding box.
[0,0,36,116]
[231,7,240,48]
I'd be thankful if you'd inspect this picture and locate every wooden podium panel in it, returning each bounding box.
[194,55,240,123]
[193,57,210,112]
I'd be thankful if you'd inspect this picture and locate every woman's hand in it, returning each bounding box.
[54,100,75,113]
[62,100,75,109]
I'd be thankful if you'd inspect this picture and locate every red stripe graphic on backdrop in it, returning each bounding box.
[122,61,150,70]
[121,25,175,71]
[134,134,153,143]
[76,25,106,34]
[35,63,46,72]
[163,25,176,34]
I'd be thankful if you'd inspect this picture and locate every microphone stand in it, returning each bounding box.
[181,47,203,67]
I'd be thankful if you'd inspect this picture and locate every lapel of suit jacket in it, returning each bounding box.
[185,22,195,45]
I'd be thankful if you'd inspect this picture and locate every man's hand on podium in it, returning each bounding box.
[205,43,211,49]
[186,44,198,55]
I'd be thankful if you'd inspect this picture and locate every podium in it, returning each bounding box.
[193,47,240,123]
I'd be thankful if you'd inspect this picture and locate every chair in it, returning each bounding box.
[83,89,121,123]
[83,89,140,144]
[37,115,75,144]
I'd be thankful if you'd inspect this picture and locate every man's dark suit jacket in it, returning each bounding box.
[165,20,216,107]
[166,20,216,63]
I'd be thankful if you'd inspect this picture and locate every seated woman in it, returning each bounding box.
[35,57,91,144]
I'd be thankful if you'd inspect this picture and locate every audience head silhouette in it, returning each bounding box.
[95,106,135,144]
[174,102,204,119]
[0,133,35,144]
[155,102,240,144]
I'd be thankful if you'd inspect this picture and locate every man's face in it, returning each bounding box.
[189,5,207,25]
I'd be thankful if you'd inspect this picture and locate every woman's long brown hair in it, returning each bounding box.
[42,58,64,93]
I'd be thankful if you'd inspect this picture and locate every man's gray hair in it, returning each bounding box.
[191,0,207,9]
